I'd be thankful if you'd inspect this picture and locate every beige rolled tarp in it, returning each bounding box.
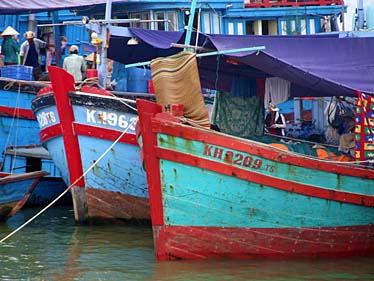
[150,51,210,128]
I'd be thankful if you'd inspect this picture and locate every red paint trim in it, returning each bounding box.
[154,224,374,261]
[39,123,137,146]
[39,124,62,143]
[151,119,374,179]
[136,100,164,229]
[73,123,137,146]
[156,148,374,206]
[0,105,35,120]
[48,66,85,187]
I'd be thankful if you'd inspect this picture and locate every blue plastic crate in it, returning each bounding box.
[1,65,33,81]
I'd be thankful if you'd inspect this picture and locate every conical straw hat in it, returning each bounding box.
[85,52,95,62]
[1,26,19,37]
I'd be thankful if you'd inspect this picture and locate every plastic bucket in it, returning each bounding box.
[148,80,155,94]
[127,67,151,93]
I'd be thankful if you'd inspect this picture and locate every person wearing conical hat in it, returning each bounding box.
[1,26,20,65]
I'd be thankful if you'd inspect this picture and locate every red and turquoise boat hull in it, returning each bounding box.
[137,99,374,261]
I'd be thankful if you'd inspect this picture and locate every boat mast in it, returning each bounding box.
[96,0,112,88]
[184,0,197,51]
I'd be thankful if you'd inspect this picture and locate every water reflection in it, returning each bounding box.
[1,207,154,280]
[1,207,374,281]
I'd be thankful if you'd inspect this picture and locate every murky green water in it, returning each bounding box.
[1,206,374,281]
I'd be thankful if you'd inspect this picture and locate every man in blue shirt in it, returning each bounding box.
[19,31,47,80]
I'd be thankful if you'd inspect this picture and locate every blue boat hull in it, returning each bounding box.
[31,67,152,223]
[0,171,48,221]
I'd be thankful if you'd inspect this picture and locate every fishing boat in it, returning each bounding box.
[1,145,71,206]
[31,66,152,223]
[0,170,49,221]
[0,78,44,165]
[0,77,73,206]
[133,30,374,260]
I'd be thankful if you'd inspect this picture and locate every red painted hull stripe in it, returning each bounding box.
[39,123,61,143]
[39,123,137,146]
[156,148,374,206]
[151,120,374,179]
[73,123,137,145]
[154,225,374,261]
[0,106,35,120]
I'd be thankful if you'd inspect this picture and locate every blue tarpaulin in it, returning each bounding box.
[107,28,374,97]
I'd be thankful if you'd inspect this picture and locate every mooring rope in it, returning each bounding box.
[0,117,138,244]
[2,84,22,162]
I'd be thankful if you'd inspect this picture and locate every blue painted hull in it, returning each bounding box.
[32,82,152,222]
[0,81,68,207]
[0,84,41,163]
[1,144,70,207]
[0,171,48,221]
[26,178,71,206]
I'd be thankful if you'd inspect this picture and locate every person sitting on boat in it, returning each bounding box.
[264,103,287,136]
[63,45,86,82]
[19,31,47,81]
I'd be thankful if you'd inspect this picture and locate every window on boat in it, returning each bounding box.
[202,12,221,34]
[26,157,42,173]
[129,12,150,29]
[155,12,165,30]
[153,11,178,31]
[167,12,178,31]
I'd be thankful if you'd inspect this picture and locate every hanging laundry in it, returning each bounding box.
[264,77,290,107]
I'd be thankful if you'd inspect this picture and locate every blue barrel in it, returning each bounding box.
[111,61,127,92]
[127,67,151,93]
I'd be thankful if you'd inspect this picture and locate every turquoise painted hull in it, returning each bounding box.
[137,99,374,261]
[160,160,373,228]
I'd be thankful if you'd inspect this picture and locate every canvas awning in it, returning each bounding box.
[108,28,374,97]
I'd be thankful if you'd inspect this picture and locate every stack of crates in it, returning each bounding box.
[1,65,33,81]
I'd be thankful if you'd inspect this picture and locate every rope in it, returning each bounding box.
[75,77,138,112]
[0,117,138,244]
[10,84,22,173]
[2,84,22,165]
